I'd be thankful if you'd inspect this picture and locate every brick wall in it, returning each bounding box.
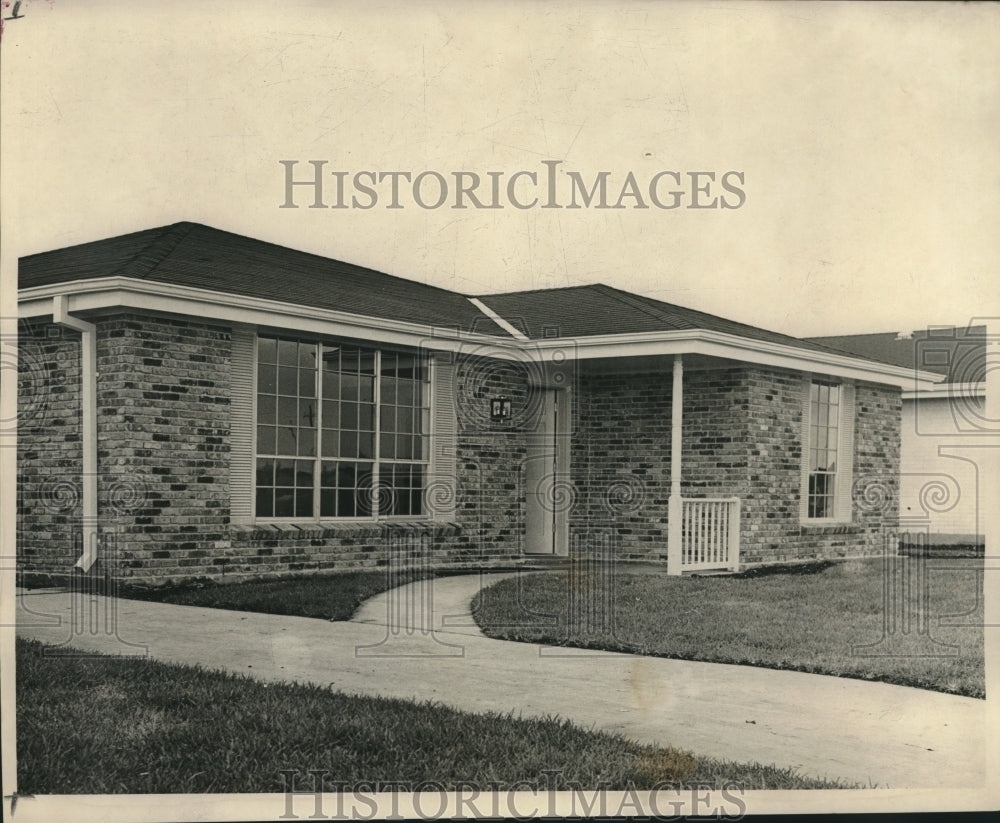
[18,313,529,584]
[18,312,900,583]
[17,322,82,574]
[571,364,901,565]
[94,314,232,582]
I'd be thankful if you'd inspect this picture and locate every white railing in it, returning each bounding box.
[681,497,741,571]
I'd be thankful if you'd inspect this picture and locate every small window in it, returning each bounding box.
[802,379,854,523]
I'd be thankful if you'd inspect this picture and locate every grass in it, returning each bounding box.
[116,569,442,621]
[471,557,985,698]
[15,638,858,793]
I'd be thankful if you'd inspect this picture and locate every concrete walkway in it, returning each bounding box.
[16,572,985,788]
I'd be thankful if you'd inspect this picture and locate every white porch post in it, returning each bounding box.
[667,354,683,575]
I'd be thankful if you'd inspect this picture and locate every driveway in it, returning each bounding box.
[15,571,986,788]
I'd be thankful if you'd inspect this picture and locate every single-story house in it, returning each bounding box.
[809,326,987,546]
[16,222,944,585]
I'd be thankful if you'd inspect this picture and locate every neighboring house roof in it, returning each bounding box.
[18,222,511,337]
[477,283,864,358]
[807,327,987,384]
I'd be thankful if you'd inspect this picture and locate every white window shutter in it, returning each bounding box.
[799,376,812,522]
[835,382,856,522]
[230,324,256,525]
[428,352,458,522]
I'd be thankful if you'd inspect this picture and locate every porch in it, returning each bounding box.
[527,353,744,574]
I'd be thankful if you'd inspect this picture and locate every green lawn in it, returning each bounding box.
[117,569,438,621]
[16,638,856,793]
[471,558,985,698]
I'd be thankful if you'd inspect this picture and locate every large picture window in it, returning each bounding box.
[254,335,429,520]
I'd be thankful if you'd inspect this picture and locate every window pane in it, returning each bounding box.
[359,351,376,375]
[358,431,374,459]
[397,408,413,434]
[300,399,317,429]
[322,369,339,399]
[381,377,397,404]
[341,430,358,458]
[381,406,396,434]
[322,400,340,430]
[321,344,340,373]
[257,363,276,394]
[358,404,373,431]
[295,489,312,518]
[297,428,316,457]
[341,373,359,402]
[257,425,275,455]
[298,343,316,370]
[397,435,413,460]
[342,402,358,430]
[340,349,358,374]
[397,380,415,407]
[255,488,273,517]
[258,394,276,424]
[320,488,335,518]
[255,458,274,487]
[276,427,296,455]
[278,366,298,395]
[321,430,338,458]
[359,376,374,403]
[381,432,395,459]
[299,368,316,397]
[275,459,296,486]
[277,397,297,427]
[274,488,295,518]
[258,337,277,365]
[278,339,297,366]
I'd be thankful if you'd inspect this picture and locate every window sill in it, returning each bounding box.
[799,521,856,535]
[231,521,460,540]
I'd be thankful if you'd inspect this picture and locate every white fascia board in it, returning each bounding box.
[902,381,985,401]
[18,277,520,354]
[18,278,946,386]
[530,329,945,388]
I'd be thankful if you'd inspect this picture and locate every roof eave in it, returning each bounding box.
[19,278,942,387]
[17,277,518,351]
[528,330,944,388]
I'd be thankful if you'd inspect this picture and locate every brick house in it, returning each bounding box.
[16,223,940,585]
[809,326,987,545]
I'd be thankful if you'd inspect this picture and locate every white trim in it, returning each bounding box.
[667,354,684,576]
[902,381,985,400]
[468,297,530,341]
[52,296,98,572]
[528,330,943,388]
[18,278,516,352]
[17,277,943,387]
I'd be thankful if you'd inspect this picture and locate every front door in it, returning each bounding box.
[524,388,569,555]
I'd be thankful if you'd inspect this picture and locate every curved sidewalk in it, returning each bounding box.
[16,572,985,788]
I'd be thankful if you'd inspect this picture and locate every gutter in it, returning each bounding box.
[52,295,98,572]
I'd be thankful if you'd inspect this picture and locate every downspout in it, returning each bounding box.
[52,295,98,572]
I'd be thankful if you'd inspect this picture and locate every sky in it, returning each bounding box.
[2,0,998,337]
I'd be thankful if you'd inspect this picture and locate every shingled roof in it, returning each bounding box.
[19,221,933,372]
[807,327,987,383]
[477,283,864,358]
[19,222,511,337]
